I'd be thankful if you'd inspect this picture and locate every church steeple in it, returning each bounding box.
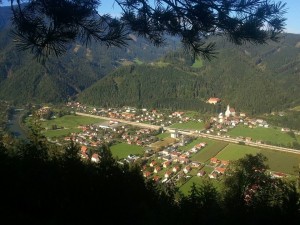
[225,104,231,117]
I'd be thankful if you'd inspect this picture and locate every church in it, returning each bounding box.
[225,105,236,117]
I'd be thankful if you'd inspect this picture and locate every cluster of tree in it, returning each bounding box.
[0,136,299,225]
[266,111,300,131]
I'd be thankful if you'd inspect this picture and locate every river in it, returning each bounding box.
[7,110,28,140]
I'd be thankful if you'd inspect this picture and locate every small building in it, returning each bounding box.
[209,172,218,179]
[154,166,161,173]
[143,171,151,178]
[183,166,191,174]
[172,166,180,173]
[150,161,157,167]
[207,97,221,104]
[170,129,179,138]
[197,170,206,177]
[163,161,171,168]
[164,171,173,178]
[215,167,226,174]
[91,153,100,163]
[272,172,286,179]
[81,145,88,153]
[210,157,220,164]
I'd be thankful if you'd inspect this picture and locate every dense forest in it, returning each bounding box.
[78,33,300,114]
[0,6,178,104]
[0,6,300,114]
[78,60,287,114]
[0,3,299,114]
[0,135,299,225]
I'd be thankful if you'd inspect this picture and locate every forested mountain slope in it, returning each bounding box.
[0,6,177,104]
[79,34,300,114]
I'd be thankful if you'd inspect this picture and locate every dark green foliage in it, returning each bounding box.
[79,33,300,114]
[223,154,300,225]
[267,111,300,130]
[0,18,176,104]
[0,138,299,225]
[0,141,179,225]
[78,64,216,112]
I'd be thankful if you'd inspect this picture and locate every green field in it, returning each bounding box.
[215,143,300,175]
[191,139,228,162]
[259,150,300,175]
[110,143,144,159]
[40,115,105,138]
[169,121,204,130]
[216,144,261,161]
[43,128,82,138]
[41,115,104,130]
[41,115,104,138]
[179,176,222,195]
[228,125,299,146]
[156,132,170,140]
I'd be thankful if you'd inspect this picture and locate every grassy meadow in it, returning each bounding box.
[215,143,300,175]
[228,125,299,146]
[191,139,228,162]
[40,115,104,138]
[169,121,204,130]
[110,143,144,159]
[215,144,261,161]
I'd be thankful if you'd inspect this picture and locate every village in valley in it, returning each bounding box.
[29,98,300,193]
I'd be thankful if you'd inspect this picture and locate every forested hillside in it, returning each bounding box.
[79,33,300,114]
[1,6,300,113]
[0,6,177,104]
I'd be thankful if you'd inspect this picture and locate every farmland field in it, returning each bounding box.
[215,143,300,175]
[43,128,82,138]
[228,125,299,146]
[41,115,104,129]
[260,150,300,175]
[216,144,261,161]
[191,139,228,162]
[169,121,204,130]
[40,115,104,137]
[110,143,144,159]
[179,176,222,195]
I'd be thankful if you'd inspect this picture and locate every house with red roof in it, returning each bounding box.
[154,166,161,173]
[150,161,157,167]
[183,166,191,174]
[143,171,151,178]
[164,171,173,178]
[172,166,180,173]
[81,145,88,153]
[215,167,226,174]
[210,157,220,164]
[163,161,171,168]
[91,153,100,163]
[207,97,221,104]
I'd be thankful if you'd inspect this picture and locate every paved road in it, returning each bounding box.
[76,112,162,130]
[76,112,300,155]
